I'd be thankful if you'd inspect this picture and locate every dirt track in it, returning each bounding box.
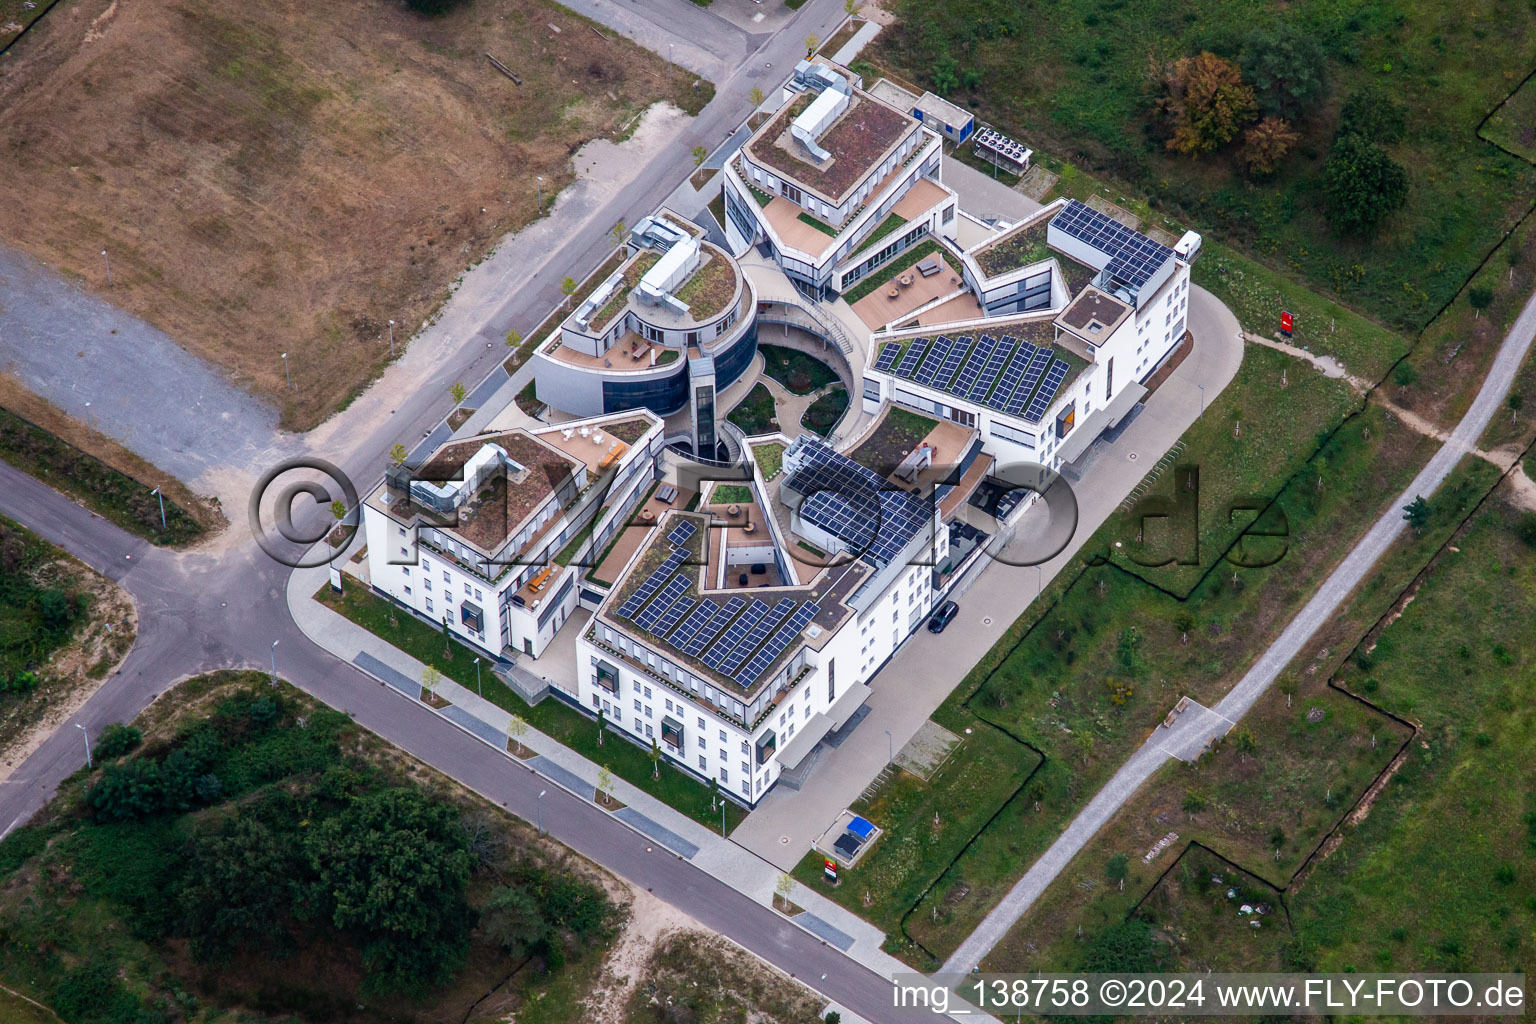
[0,0,694,428]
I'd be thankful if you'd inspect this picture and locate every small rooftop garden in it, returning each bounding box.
[848,404,938,475]
[748,91,912,202]
[974,220,1051,277]
[588,251,662,332]
[673,252,738,320]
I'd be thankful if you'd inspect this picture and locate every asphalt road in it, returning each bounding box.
[941,285,1536,974]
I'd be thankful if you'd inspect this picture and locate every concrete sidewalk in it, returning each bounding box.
[285,561,917,996]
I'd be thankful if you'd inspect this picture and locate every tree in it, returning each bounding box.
[560,276,578,308]
[842,0,858,14]
[1240,25,1327,121]
[1508,393,1524,424]
[449,381,467,404]
[1402,494,1430,533]
[508,714,529,757]
[650,738,662,780]
[303,787,475,994]
[1324,133,1408,235]
[94,722,142,760]
[1231,729,1258,759]
[1239,116,1299,176]
[1105,853,1129,884]
[596,765,614,805]
[960,67,982,92]
[178,809,304,961]
[330,500,347,524]
[708,776,719,811]
[389,443,409,466]
[1468,287,1494,318]
[749,86,764,107]
[804,34,819,57]
[1338,85,1406,145]
[504,327,522,349]
[932,57,960,97]
[479,885,548,958]
[690,144,707,167]
[774,872,795,910]
[611,219,627,245]
[422,664,443,700]
[1157,52,1256,155]
[441,615,453,659]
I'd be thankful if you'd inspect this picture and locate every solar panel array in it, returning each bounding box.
[912,335,963,388]
[967,335,1016,403]
[1024,359,1071,423]
[784,438,932,565]
[951,334,1000,400]
[616,548,689,619]
[1051,200,1173,290]
[873,343,901,372]
[611,513,826,689]
[893,337,931,377]
[738,602,819,686]
[1003,347,1054,416]
[634,574,690,633]
[984,340,1037,411]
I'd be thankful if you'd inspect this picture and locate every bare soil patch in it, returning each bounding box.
[0,0,702,429]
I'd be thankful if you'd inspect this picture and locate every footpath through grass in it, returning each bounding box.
[318,583,747,832]
[0,408,202,545]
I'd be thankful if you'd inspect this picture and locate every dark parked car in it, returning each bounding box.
[927,600,959,633]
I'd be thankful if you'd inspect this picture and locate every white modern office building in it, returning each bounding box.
[720,59,959,299]
[362,411,664,660]
[861,198,1200,471]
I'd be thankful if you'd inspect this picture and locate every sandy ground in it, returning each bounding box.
[0,0,698,430]
[583,885,701,1023]
[0,558,136,787]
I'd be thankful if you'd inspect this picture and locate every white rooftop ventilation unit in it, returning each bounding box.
[789,62,852,164]
[636,235,702,317]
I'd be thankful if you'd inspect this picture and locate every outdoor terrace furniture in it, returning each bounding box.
[656,484,678,503]
[899,271,915,287]
[887,286,901,298]
[916,256,940,277]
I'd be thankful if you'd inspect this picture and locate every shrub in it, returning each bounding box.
[1324,134,1408,236]
[1338,85,1406,145]
[95,723,143,760]
[1156,52,1256,155]
[88,759,165,822]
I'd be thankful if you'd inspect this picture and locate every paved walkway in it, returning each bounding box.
[285,560,921,1000]
[941,277,1536,974]
[940,155,1043,225]
[732,286,1246,869]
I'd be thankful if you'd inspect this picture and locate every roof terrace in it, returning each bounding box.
[745,84,918,205]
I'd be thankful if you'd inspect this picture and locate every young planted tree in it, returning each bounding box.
[441,615,453,660]
[843,0,858,14]
[505,327,522,350]
[389,443,409,466]
[1508,393,1524,424]
[1156,52,1256,155]
[597,765,614,806]
[421,664,443,702]
[449,381,467,404]
[650,738,662,780]
[691,144,708,167]
[804,34,819,57]
[1402,495,1431,534]
[611,219,627,246]
[749,86,765,107]
[774,872,795,910]
[708,776,719,812]
[596,709,606,746]
[1468,287,1494,319]
[508,714,529,757]
[560,276,578,309]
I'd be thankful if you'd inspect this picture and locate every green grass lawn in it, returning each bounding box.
[800,386,849,437]
[710,484,753,504]
[759,344,838,395]
[0,516,88,685]
[727,382,778,436]
[0,408,202,545]
[791,721,1039,959]
[317,583,747,831]
[1289,497,1536,975]
[872,0,1536,336]
[752,441,785,479]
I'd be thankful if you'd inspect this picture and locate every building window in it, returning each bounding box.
[720,769,729,784]
[424,579,432,591]
[634,699,642,713]
[403,586,412,596]
[698,756,707,771]
[697,736,705,749]
[425,599,434,613]
[645,724,654,738]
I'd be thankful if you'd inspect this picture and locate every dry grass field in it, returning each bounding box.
[0,0,705,428]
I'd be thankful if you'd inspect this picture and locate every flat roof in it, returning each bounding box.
[1055,286,1131,343]
[578,241,741,335]
[913,91,972,130]
[745,80,918,205]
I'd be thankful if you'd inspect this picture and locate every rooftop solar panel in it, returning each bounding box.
[702,600,770,670]
[1024,359,1070,423]
[912,335,959,387]
[737,602,820,684]
[893,338,930,378]
[984,340,1037,411]
[966,335,1015,403]
[666,520,697,547]
[681,597,746,657]
[615,550,686,619]
[655,595,697,637]
[1051,200,1174,291]
[634,575,689,633]
[873,343,901,372]
[1004,347,1054,416]
[668,601,717,647]
[930,334,974,391]
[719,599,796,677]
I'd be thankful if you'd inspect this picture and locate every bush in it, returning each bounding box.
[1324,133,1408,235]
[1338,85,1406,145]
[95,723,143,760]
[88,759,164,821]
[405,0,468,13]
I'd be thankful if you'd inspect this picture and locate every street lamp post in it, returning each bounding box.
[100,250,112,288]
[281,352,291,389]
[475,656,482,698]
[75,723,92,769]
[150,487,166,531]
[536,177,543,215]
[270,639,280,685]
[721,800,727,837]
[1037,564,1042,600]
[1198,383,1205,417]
[885,729,893,765]
[388,320,395,357]
[537,789,547,836]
